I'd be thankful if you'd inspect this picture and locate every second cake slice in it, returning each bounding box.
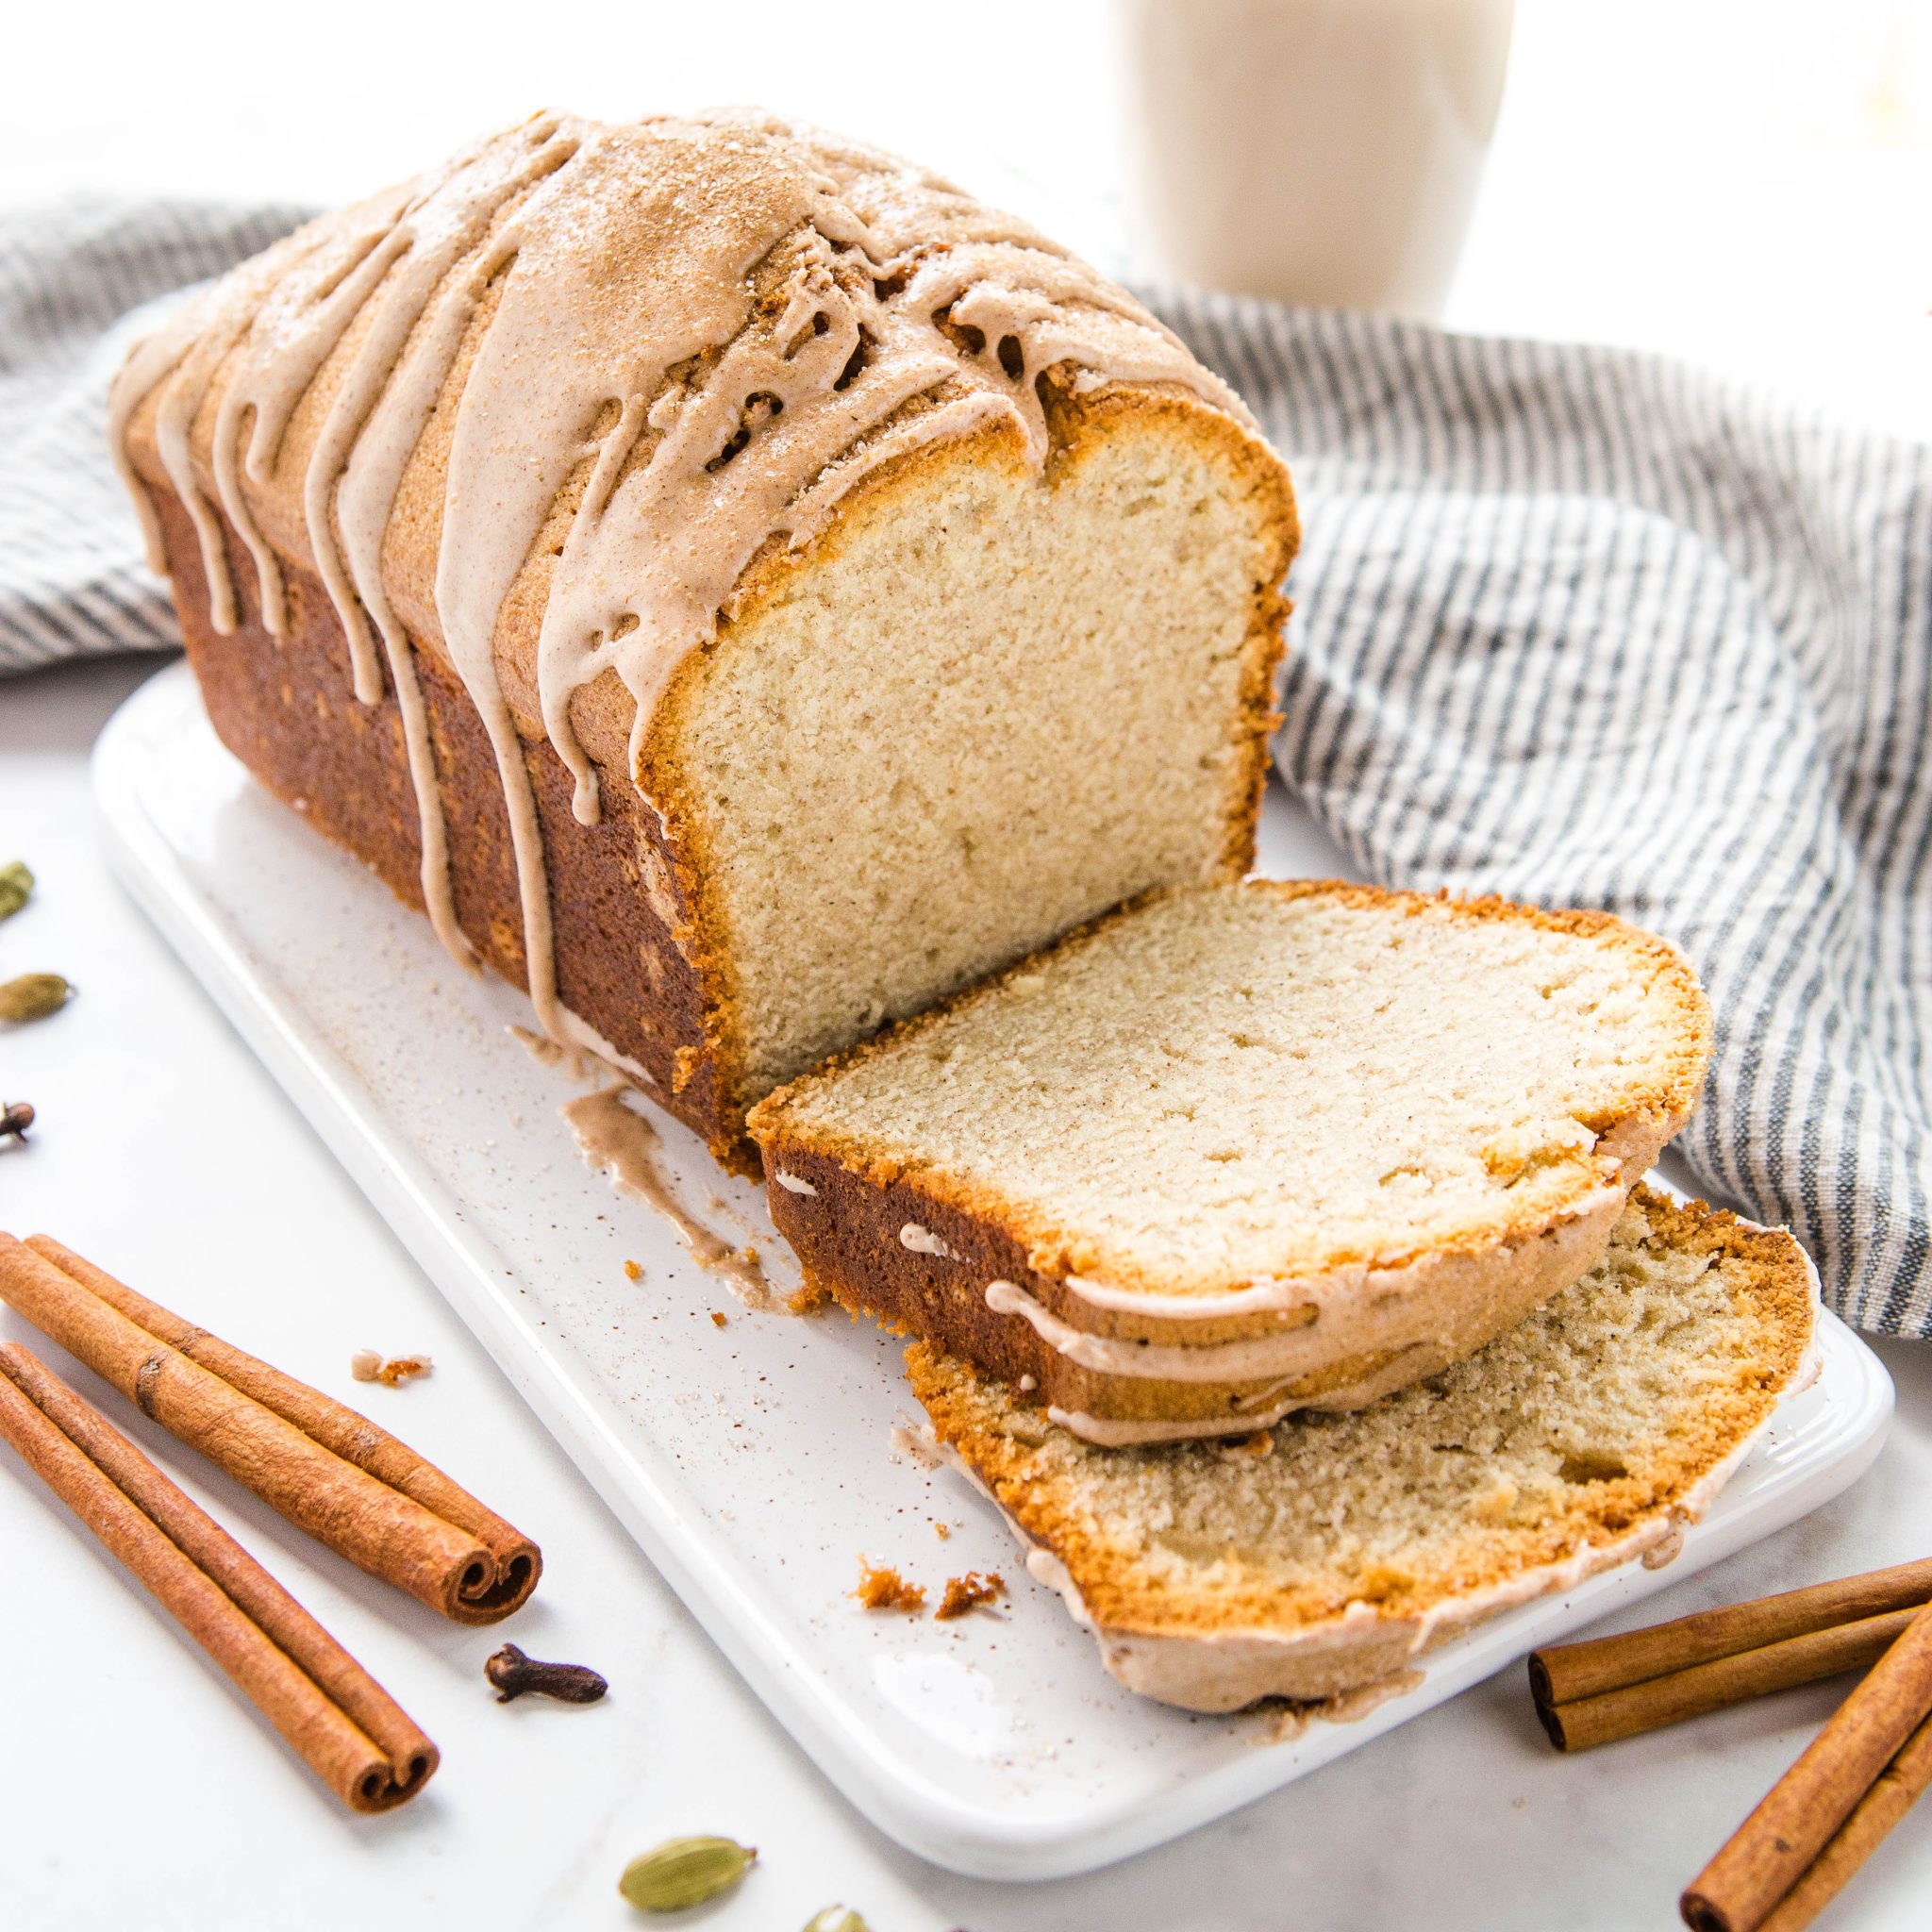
[749,880,1710,1443]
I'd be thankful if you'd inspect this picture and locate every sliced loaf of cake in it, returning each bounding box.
[109,111,1295,1169]
[751,880,1711,1441]
[909,1188,1817,1713]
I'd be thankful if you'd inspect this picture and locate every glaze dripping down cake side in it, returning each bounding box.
[111,109,1298,1163]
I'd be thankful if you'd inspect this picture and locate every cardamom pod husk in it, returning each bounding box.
[802,1908,872,1932]
[0,861,31,922]
[0,974,71,1024]
[618,1836,756,1912]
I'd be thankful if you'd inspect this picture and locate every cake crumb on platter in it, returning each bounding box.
[854,1560,925,1612]
[936,1571,1006,1620]
[350,1349,433,1387]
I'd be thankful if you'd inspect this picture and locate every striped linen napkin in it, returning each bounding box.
[5,200,1930,1337]
[0,199,306,668]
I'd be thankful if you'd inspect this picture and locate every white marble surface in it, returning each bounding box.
[6,0,1929,433]
[4,3,1930,1922]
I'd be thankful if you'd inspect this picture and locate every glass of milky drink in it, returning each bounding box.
[1114,0,1516,318]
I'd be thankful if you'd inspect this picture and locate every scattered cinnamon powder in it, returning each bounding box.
[709,1311,728,1329]
[623,1259,642,1282]
[936,1571,1007,1620]
[350,1350,433,1387]
[854,1561,925,1612]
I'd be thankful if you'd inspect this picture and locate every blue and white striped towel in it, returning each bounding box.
[6,202,1930,1337]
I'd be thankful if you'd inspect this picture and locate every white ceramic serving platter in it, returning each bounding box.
[94,660,1893,1882]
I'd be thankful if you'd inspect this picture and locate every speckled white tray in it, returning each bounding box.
[94,660,1893,1881]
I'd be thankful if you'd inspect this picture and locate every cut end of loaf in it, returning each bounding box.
[658,388,1294,1130]
[909,1188,1817,1711]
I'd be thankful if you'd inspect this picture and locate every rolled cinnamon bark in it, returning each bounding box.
[1533,1557,1932,1708]
[0,1233,538,1623]
[1681,1600,1932,1932]
[1757,1709,1932,1932]
[0,1344,436,1811]
[1537,1607,1920,1752]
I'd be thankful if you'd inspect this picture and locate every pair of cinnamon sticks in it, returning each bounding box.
[1529,1558,1932,1930]
[0,1232,541,1812]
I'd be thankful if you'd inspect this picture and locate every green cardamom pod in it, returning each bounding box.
[802,1908,872,1932]
[618,1836,756,1912]
[0,861,31,922]
[0,974,71,1024]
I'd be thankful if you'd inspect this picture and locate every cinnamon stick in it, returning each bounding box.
[1538,1607,1920,1752]
[0,1233,538,1623]
[1532,1557,1932,1708]
[1757,1708,1932,1932]
[0,1344,436,1811]
[1681,1599,1932,1931]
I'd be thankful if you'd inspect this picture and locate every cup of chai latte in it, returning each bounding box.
[1114,0,1516,320]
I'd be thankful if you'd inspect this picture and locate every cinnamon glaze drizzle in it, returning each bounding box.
[109,109,1255,1058]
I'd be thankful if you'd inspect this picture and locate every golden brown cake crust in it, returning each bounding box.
[763,1137,1651,1431]
[149,484,733,1150]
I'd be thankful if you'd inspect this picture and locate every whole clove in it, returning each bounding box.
[0,1102,33,1143]
[484,1641,608,1704]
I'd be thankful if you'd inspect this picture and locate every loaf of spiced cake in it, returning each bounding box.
[110,110,1296,1167]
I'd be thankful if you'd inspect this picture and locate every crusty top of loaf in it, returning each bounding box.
[110,108,1263,791]
[750,879,1713,1298]
[909,1187,1816,1645]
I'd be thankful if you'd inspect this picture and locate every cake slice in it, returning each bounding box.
[909,1188,1818,1713]
[750,880,1711,1441]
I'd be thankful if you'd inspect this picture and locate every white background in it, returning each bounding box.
[5,3,1932,1927]
[8,0,1930,429]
